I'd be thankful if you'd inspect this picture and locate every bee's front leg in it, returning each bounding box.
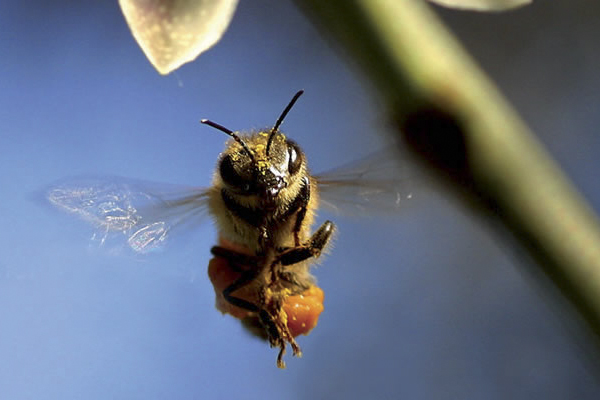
[291,177,311,247]
[277,220,335,267]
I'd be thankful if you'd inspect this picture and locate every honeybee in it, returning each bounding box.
[47,90,409,368]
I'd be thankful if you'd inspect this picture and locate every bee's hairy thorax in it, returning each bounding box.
[216,175,313,254]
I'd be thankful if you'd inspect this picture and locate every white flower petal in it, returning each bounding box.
[428,0,531,11]
[119,0,239,75]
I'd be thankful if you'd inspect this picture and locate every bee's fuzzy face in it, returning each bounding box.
[216,131,307,207]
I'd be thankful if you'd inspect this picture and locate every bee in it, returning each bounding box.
[46,90,409,368]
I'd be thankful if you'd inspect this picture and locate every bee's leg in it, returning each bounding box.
[211,248,298,368]
[278,220,335,267]
[258,309,283,345]
[210,246,260,272]
[212,247,290,361]
[293,207,307,247]
[291,176,311,246]
[258,299,300,369]
[222,269,294,368]
[259,307,301,369]
[210,246,262,312]
[271,220,334,290]
[221,269,261,313]
[239,314,300,369]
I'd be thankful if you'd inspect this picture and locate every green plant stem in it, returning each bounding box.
[296,0,600,340]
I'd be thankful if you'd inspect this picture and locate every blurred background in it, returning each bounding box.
[1,1,600,398]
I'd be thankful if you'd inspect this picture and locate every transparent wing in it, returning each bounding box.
[315,150,413,216]
[46,176,211,253]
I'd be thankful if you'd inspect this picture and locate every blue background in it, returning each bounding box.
[2,1,600,399]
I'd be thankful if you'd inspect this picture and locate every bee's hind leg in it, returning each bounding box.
[221,269,293,368]
[221,269,261,313]
[211,246,293,367]
[210,246,264,313]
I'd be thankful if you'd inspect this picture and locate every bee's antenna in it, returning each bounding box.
[201,119,256,163]
[266,90,304,155]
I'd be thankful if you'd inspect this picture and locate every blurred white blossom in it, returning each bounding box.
[119,0,238,75]
[428,0,531,11]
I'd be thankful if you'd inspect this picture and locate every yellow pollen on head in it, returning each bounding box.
[256,160,270,171]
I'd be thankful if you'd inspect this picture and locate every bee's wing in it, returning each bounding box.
[314,150,412,216]
[46,176,211,253]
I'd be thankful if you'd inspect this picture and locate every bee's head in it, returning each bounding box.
[217,132,305,200]
[201,90,306,205]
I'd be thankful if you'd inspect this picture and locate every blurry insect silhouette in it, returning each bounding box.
[47,90,409,368]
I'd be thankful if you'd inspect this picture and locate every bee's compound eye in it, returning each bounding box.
[219,155,248,191]
[288,142,302,175]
